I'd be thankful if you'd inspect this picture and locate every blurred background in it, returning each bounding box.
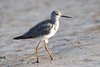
[0,0,100,67]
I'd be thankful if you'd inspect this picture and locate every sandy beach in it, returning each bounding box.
[0,0,100,67]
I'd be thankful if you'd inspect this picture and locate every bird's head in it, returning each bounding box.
[51,10,72,21]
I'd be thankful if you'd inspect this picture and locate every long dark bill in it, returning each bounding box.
[61,15,72,18]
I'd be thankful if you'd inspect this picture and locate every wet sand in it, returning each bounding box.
[0,0,100,67]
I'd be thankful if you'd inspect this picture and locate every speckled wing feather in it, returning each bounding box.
[14,20,53,39]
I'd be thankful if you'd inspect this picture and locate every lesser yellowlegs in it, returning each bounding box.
[14,10,72,63]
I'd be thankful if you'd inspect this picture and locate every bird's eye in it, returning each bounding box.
[56,14,58,15]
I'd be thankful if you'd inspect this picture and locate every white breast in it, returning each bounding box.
[44,21,59,39]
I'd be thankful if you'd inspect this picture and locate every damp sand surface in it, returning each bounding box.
[0,0,100,67]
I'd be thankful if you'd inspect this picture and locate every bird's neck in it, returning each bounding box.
[51,17,59,24]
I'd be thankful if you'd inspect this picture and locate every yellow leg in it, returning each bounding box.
[44,40,54,60]
[36,41,41,63]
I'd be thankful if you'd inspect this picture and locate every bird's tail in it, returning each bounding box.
[13,36,26,40]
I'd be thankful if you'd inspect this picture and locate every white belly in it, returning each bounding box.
[44,21,59,39]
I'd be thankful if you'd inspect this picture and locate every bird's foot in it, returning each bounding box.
[36,60,39,63]
[51,57,54,60]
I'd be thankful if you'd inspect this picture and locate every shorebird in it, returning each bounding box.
[13,10,72,63]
